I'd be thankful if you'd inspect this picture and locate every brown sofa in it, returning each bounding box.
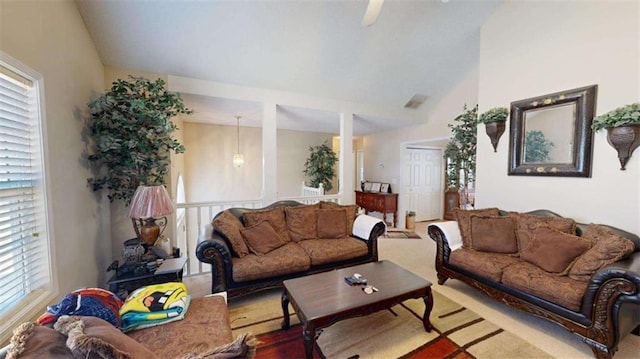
[196,200,386,299]
[428,208,640,359]
[0,295,255,358]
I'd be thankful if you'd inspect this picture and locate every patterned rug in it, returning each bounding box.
[229,289,551,359]
[383,229,422,239]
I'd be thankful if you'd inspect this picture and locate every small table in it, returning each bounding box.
[281,260,433,359]
[106,257,187,299]
[355,191,399,227]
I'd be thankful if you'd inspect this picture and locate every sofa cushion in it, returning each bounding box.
[317,208,348,239]
[454,208,500,248]
[320,201,358,235]
[285,204,319,242]
[298,237,368,266]
[470,215,518,253]
[502,261,588,312]
[568,224,636,281]
[240,221,286,255]
[128,295,234,357]
[521,225,591,274]
[448,248,520,282]
[243,207,290,242]
[213,210,249,257]
[232,243,311,282]
[512,213,576,254]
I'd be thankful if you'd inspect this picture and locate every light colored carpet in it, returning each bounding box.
[184,221,640,358]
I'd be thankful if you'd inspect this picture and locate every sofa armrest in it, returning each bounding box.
[352,214,386,240]
[196,225,233,294]
[580,252,640,345]
[427,222,460,264]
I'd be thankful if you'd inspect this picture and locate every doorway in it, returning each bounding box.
[401,146,443,222]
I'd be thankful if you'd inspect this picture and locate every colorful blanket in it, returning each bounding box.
[36,288,123,327]
[120,282,189,332]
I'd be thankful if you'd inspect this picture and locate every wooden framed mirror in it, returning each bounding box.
[508,85,597,177]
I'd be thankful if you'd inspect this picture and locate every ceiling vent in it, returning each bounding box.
[404,94,428,109]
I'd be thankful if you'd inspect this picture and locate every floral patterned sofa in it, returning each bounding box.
[428,208,640,359]
[1,295,255,358]
[196,200,386,299]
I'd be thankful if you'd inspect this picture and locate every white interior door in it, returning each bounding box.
[402,147,443,221]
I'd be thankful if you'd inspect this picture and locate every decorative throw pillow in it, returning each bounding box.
[317,208,348,239]
[240,221,286,255]
[469,215,518,253]
[319,201,358,235]
[243,207,290,242]
[285,204,319,242]
[454,207,500,248]
[568,224,636,281]
[212,210,249,257]
[521,225,592,274]
[512,213,576,254]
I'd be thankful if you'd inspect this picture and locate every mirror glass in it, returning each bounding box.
[522,103,576,164]
[508,85,597,177]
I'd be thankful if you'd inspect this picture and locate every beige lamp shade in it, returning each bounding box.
[128,185,174,219]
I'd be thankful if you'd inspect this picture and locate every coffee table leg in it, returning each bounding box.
[281,291,290,330]
[422,287,434,331]
[303,322,316,359]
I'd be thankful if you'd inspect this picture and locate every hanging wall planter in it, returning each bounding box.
[591,103,640,170]
[478,107,509,152]
[606,124,640,170]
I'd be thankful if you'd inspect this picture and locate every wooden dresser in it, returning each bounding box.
[355,190,398,227]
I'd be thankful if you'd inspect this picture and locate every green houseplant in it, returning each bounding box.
[444,104,478,208]
[87,76,192,205]
[303,141,338,192]
[591,103,640,170]
[478,107,508,152]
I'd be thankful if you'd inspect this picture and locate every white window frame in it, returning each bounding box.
[0,51,57,344]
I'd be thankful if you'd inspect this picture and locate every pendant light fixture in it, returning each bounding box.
[232,115,245,168]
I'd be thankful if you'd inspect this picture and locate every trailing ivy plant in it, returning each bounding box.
[86,76,192,205]
[524,130,554,163]
[303,141,338,192]
[444,104,478,195]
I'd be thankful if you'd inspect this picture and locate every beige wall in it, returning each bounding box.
[183,122,335,201]
[363,65,480,225]
[476,1,640,232]
[0,0,107,297]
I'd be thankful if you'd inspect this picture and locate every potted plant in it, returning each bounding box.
[444,104,478,209]
[303,141,338,192]
[478,107,509,152]
[591,103,640,170]
[86,76,193,205]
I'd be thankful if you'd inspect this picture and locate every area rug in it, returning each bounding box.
[383,229,422,239]
[228,289,552,359]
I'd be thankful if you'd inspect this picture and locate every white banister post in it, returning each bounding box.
[318,183,324,195]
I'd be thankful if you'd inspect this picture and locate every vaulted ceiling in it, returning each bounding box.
[76,0,501,135]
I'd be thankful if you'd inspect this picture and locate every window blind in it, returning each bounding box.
[0,67,51,316]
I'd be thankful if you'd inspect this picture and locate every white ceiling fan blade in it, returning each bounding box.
[362,0,384,27]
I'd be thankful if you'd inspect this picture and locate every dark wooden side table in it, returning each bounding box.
[281,260,433,359]
[106,257,187,299]
[355,190,399,227]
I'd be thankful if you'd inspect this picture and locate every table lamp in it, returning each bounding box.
[128,185,174,246]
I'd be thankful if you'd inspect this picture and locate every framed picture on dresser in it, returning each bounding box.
[380,183,390,193]
[371,182,381,192]
[363,182,372,191]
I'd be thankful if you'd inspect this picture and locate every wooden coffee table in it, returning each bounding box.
[281,260,433,359]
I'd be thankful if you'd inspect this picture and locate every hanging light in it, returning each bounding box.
[233,115,245,168]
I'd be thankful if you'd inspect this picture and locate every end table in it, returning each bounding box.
[106,257,188,299]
